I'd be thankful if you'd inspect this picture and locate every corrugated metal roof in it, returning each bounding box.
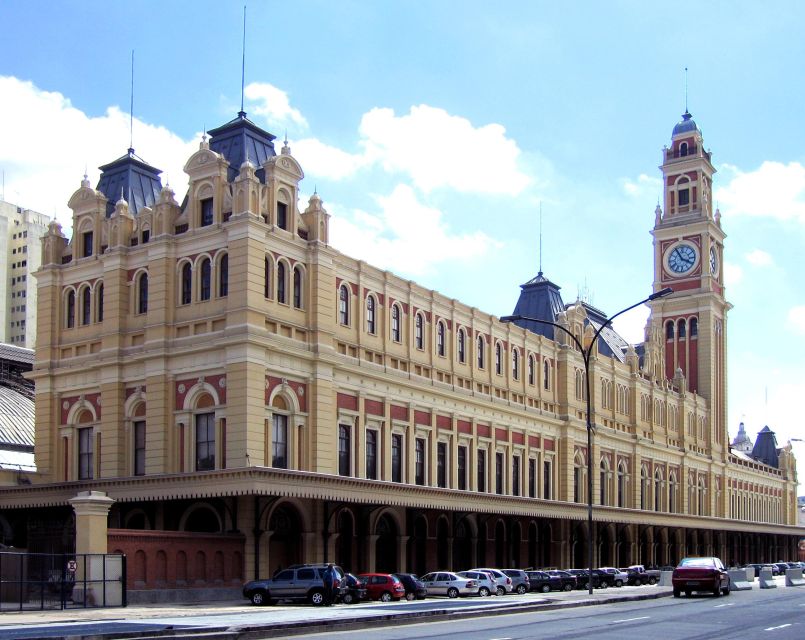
[209,112,277,183]
[0,343,34,365]
[0,385,34,448]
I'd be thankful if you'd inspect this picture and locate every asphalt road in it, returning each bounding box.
[290,588,805,640]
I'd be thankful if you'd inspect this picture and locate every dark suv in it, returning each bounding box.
[243,564,346,605]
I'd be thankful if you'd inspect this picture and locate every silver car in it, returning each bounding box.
[457,570,496,596]
[420,571,479,598]
[469,567,513,595]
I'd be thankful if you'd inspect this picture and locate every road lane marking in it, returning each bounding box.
[713,603,734,608]
[764,624,792,631]
[611,616,650,623]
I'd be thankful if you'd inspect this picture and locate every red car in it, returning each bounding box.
[357,573,407,602]
[672,557,730,598]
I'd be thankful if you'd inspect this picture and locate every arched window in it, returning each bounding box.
[293,266,302,309]
[543,359,550,390]
[277,262,287,304]
[264,257,271,298]
[528,355,535,385]
[666,320,674,340]
[96,283,104,323]
[512,349,519,380]
[617,462,627,507]
[436,321,445,356]
[66,290,75,328]
[366,296,376,334]
[458,329,466,363]
[600,459,609,505]
[690,317,698,337]
[477,335,485,369]
[495,342,502,375]
[669,473,678,513]
[339,284,350,325]
[391,304,401,342]
[415,313,423,349]
[677,319,686,338]
[81,287,91,325]
[218,254,228,297]
[640,465,648,510]
[180,263,192,304]
[200,258,212,301]
[680,141,688,157]
[138,273,148,314]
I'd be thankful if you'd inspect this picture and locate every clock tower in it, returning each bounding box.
[649,110,731,449]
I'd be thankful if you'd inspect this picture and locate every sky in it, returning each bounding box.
[1,1,804,488]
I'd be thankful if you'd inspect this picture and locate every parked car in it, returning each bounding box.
[393,573,428,600]
[243,564,346,606]
[358,573,407,602]
[624,564,660,585]
[340,573,368,604]
[469,568,513,595]
[544,570,577,591]
[420,571,479,598]
[565,569,604,589]
[457,570,496,596]
[774,562,790,575]
[672,557,730,598]
[599,567,628,587]
[502,569,530,594]
[526,570,574,593]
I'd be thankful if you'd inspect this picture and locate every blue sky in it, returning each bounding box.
[1,1,804,486]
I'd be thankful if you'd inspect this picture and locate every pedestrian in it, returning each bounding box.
[322,563,336,606]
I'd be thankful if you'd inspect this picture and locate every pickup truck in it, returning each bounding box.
[624,564,660,585]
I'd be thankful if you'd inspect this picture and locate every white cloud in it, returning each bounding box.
[716,161,805,222]
[622,173,662,198]
[745,249,773,267]
[357,105,531,195]
[787,306,805,335]
[724,262,743,286]
[0,76,196,238]
[244,82,307,129]
[329,184,501,277]
[611,305,650,345]
[294,138,366,181]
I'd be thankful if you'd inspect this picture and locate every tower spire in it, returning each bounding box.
[684,66,689,114]
[239,5,247,118]
[538,201,543,276]
[129,49,135,154]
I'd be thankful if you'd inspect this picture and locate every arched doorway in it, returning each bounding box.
[412,516,427,576]
[375,514,398,573]
[598,524,612,566]
[495,521,506,567]
[268,504,302,574]
[453,518,472,570]
[528,522,538,568]
[572,522,588,569]
[336,510,355,572]
[436,518,449,569]
[510,521,521,568]
[617,524,632,567]
[538,521,552,568]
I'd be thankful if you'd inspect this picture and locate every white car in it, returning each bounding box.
[457,570,496,596]
[599,566,628,587]
[419,571,479,598]
[469,568,513,595]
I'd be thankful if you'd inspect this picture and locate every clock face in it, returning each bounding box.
[668,243,697,274]
[710,246,718,275]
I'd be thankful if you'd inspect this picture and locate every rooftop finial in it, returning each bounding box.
[129,50,135,155]
[538,201,543,277]
[684,66,688,115]
[239,4,247,118]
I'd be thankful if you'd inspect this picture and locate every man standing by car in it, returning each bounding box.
[322,563,336,606]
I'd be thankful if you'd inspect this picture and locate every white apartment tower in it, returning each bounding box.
[0,199,51,348]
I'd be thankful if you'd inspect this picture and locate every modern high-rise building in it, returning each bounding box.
[0,199,51,348]
[0,108,801,601]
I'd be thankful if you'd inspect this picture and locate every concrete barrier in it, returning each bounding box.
[759,568,776,589]
[785,568,805,587]
[659,571,673,587]
[728,570,753,591]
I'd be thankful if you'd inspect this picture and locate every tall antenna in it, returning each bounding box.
[538,201,543,275]
[240,5,247,117]
[684,66,688,113]
[129,50,135,154]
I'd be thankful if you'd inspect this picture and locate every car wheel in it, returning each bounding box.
[380,591,393,602]
[541,584,550,593]
[722,582,730,596]
[479,587,490,597]
[685,590,691,598]
[496,586,506,596]
[516,584,527,595]
[447,587,459,599]
[405,592,415,601]
[614,580,623,588]
[648,577,657,585]
[342,592,354,605]
[563,583,573,592]
[250,590,268,606]
[673,588,681,598]
[309,590,325,606]
[712,584,721,598]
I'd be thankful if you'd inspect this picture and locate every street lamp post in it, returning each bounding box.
[501,286,672,594]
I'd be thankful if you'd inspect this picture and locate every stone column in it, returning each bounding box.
[69,491,118,605]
